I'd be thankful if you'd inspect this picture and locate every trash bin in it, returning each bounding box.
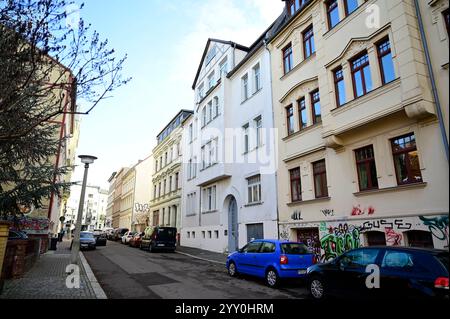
[49,237,58,251]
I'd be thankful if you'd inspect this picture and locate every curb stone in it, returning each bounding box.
[79,252,107,299]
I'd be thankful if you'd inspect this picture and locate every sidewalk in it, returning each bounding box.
[0,239,104,299]
[176,246,228,264]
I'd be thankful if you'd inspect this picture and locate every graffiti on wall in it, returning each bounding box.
[351,205,375,216]
[135,203,150,213]
[359,219,412,232]
[419,215,449,245]
[321,209,335,217]
[291,210,303,221]
[385,228,402,246]
[320,223,361,262]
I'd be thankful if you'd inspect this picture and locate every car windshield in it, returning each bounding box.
[80,233,94,239]
[281,243,310,255]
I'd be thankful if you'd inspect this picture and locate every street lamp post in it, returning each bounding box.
[70,155,97,265]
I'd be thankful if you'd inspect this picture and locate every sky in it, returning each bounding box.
[70,0,285,190]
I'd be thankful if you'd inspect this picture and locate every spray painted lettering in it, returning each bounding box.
[320,223,360,262]
[419,216,449,243]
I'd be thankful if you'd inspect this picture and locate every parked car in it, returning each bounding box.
[226,240,317,288]
[307,246,449,300]
[71,231,96,250]
[121,231,136,245]
[106,228,116,240]
[113,228,129,241]
[129,232,145,248]
[140,226,177,252]
[8,230,28,240]
[93,230,107,247]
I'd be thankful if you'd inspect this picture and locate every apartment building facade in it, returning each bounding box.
[267,0,449,261]
[112,167,129,229]
[150,110,193,238]
[180,36,280,253]
[120,167,136,229]
[131,155,154,232]
[106,171,117,228]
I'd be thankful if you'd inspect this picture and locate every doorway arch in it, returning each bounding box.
[227,196,239,253]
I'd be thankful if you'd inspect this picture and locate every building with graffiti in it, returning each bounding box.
[131,154,154,232]
[269,0,449,261]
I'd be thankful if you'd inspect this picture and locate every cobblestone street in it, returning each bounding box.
[0,240,98,299]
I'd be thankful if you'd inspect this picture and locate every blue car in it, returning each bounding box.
[226,240,317,288]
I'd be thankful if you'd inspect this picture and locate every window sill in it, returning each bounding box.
[353,182,427,197]
[241,88,263,105]
[244,201,264,207]
[202,210,218,215]
[200,162,218,172]
[283,123,322,141]
[185,214,197,217]
[287,197,331,206]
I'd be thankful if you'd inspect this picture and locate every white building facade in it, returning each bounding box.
[132,155,154,232]
[180,36,279,253]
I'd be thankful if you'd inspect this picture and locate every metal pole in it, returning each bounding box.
[70,163,90,265]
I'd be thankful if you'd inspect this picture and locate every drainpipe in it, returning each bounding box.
[413,0,449,162]
[264,37,281,240]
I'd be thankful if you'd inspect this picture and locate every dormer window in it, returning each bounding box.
[287,0,308,16]
[206,46,217,66]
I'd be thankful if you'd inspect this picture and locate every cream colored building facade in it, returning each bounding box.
[120,167,136,229]
[150,110,193,236]
[269,0,449,261]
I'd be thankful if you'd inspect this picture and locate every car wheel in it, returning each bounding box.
[228,262,238,277]
[265,268,279,288]
[309,276,326,300]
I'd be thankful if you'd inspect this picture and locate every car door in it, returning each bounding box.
[238,241,263,276]
[255,241,276,277]
[337,248,381,299]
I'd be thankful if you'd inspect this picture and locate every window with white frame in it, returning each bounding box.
[198,83,204,100]
[201,107,207,127]
[203,185,217,212]
[207,101,213,122]
[220,58,228,77]
[208,72,215,90]
[188,159,193,180]
[187,192,197,216]
[201,139,218,169]
[243,124,249,153]
[169,176,173,192]
[201,145,206,169]
[189,123,193,143]
[255,116,262,147]
[242,74,249,101]
[213,97,219,118]
[192,156,197,178]
[247,175,261,204]
[253,63,261,93]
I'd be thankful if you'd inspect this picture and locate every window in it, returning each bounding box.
[192,157,197,179]
[381,251,414,269]
[220,58,228,77]
[355,145,379,191]
[311,90,321,124]
[340,249,380,269]
[303,26,315,59]
[290,168,302,202]
[326,0,340,29]
[243,124,249,153]
[253,64,261,92]
[298,98,307,129]
[163,179,167,195]
[201,107,207,127]
[255,117,263,147]
[153,185,157,199]
[391,133,423,185]
[260,242,276,253]
[242,74,249,101]
[213,97,219,118]
[366,231,386,246]
[313,160,328,198]
[169,176,173,192]
[283,44,293,74]
[334,67,346,107]
[207,72,215,89]
[242,242,262,253]
[344,0,359,16]
[206,46,216,65]
[214,230,219,239]
[203,186,216,212]
[247,175,261,204]
[155,159,158,173]
[202,231,206,239]
[377,38,395,84]
[207,101,213,123]
[405,230,434,248]
[288,0,300,15]
[192,231,195,239]
[286,105,295,136]
[201,145,206,169]
[158,182,161,197]
[351,52,372,98]
[198,83,204,100]
[444,9,450,36]
[189,124,193,142]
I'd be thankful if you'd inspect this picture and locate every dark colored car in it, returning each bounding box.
[129,232,145,248]
[113,228,129,241]
[140,226,177,252]
[226,240,317,288]
[93,230,107,247]
[307,246,449,300]
[8,230,29,240]
[71,231,96,250]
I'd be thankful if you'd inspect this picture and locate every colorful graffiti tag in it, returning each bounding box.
[385,228,402,246]
[419,215,449,245]
[320,223,360,262]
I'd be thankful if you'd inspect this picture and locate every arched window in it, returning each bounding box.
[405,230,434,248]
[366,231,386,246]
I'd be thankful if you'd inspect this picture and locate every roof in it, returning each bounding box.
[192,38,250,90]
[227,12,287,79]
[156,109,194,139]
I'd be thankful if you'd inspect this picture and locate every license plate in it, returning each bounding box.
[157,244,165,247]
[298,270,307,275]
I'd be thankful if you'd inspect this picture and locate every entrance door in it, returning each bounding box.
[297,228,321,259]
[247,223,264,242]
[228,197,239,252]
